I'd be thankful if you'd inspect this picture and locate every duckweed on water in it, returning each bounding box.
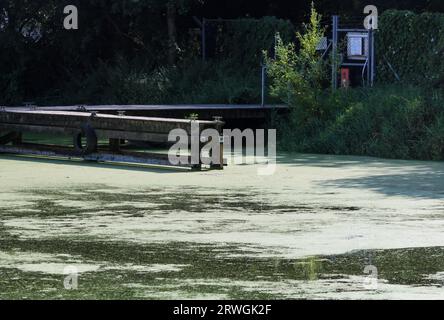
[0,185,443,299]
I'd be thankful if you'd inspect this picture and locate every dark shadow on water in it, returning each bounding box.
[323,170,444,199]
[274,153,444,199]
[276,152,444,170]
[0,155,189,174]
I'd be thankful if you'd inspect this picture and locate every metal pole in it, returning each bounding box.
[332,16,339,90]
[261,65,266,107]
[367,29,371,87]
[370,29,375,86]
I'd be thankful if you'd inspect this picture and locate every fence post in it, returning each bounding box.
[332,15,339,90]
[370,29,375,86]
[261,65,267,107]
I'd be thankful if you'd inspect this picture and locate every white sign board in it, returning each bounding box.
[349,37,363,56]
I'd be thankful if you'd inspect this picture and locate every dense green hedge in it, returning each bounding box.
[377,10,444,87]
[273,85,444,160]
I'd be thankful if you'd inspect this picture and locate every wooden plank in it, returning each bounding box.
[0,123,174,143]
[2,109,217,124]
[96,129,171,143]
[0,110,219,134]
[0,123,78,136]
[0,144,193,168]
[5,104,288,112]
[0,122,193,143]
[0,143,227,167]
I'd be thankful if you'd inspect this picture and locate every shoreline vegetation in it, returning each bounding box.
[1,4,443,161]
[266,7,444,161]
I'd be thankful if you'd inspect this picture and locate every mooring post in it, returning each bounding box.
[213,116,224,170]
[191,140,203,171]
[113,111,127,149]
[190,120,202,171]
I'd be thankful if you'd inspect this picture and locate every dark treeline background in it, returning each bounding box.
[197,0,444,19]
[0,0,443,105]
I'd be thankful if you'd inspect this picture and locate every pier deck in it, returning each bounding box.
[5,104,288,120]
[0,109,225,170]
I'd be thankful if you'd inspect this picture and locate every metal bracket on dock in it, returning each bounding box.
[23,102,37,110]
[76,105,88,112]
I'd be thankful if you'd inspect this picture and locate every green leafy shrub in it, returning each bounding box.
[266,5,326,104]
[266,4,332,149]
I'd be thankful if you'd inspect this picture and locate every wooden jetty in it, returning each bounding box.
[5,104,287,120]
[0,108,225,170]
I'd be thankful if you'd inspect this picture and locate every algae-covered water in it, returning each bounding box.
[0,152,443,299]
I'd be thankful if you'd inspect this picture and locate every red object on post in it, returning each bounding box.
[341,68,350,88]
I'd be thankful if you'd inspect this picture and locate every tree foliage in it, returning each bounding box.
[266,4,328,126]
[0,1,443,105]
[377,9,444,87]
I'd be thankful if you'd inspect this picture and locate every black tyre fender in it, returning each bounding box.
[73,124,97,155]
